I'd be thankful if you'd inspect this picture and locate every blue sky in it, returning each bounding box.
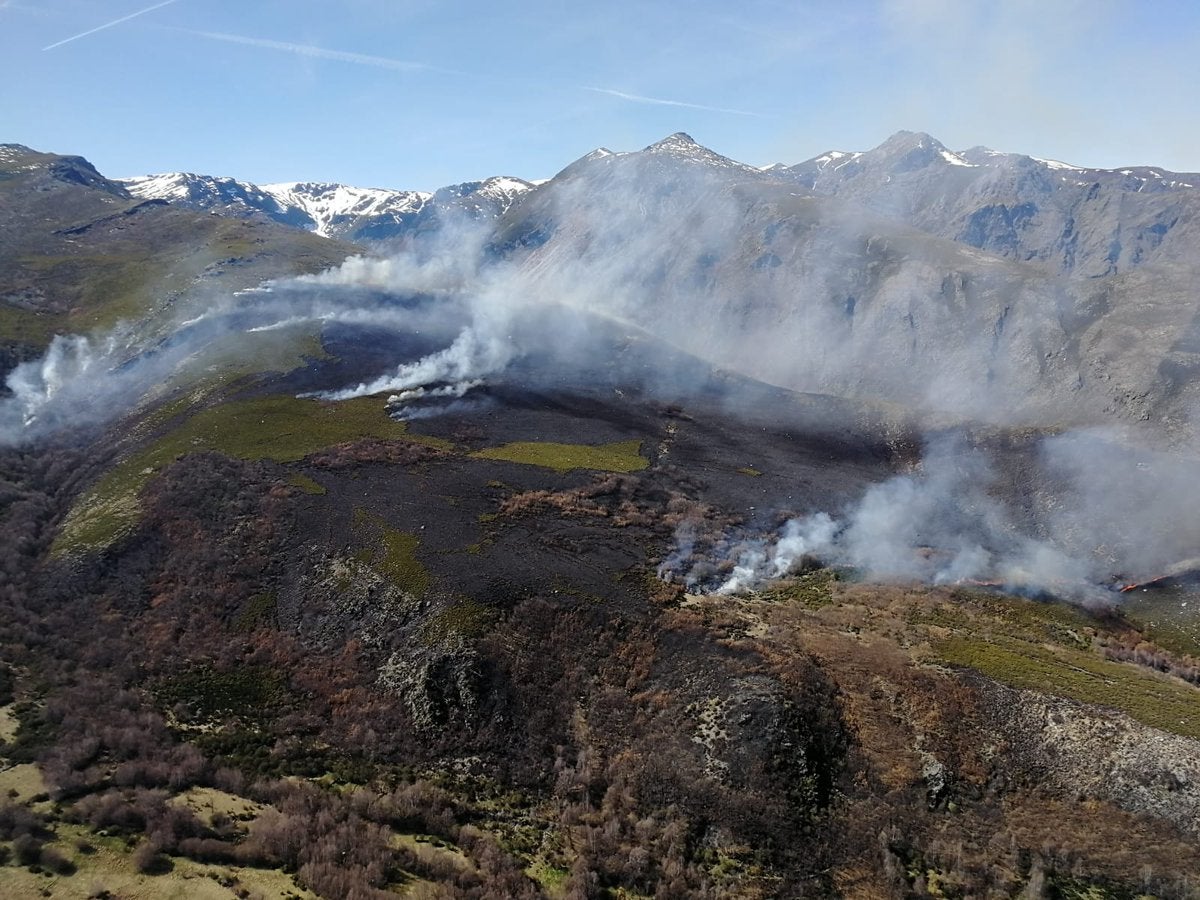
[3,0,1198,190]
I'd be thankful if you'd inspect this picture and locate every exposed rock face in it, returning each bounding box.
[988,681,1200,834]
[493,133,1200,445]
[785,130,1200,278]
[120,171,536,246]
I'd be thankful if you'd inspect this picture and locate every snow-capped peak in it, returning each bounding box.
[122,172,294,219]
[1031,156,1085,172]
[812,150,863,171]
[119,169,538,243]
[643,132,761,173]
[261,181,430,238]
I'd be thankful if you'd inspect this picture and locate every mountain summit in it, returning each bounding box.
[640,131,761,173]
[785,130,1199,277]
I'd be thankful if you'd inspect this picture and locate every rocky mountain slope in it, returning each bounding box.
[0,143,358,380]
[121,170,535,246]
[785,130,1200,277]
[493,132,1200,445]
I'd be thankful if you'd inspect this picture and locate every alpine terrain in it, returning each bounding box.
[1,132,1199,899]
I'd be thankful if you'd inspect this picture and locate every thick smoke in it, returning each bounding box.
[0,285,438,444]
[314,299,514,402]
[662,435,1111,603]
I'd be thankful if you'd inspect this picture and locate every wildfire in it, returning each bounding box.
[1117,557,1200,593]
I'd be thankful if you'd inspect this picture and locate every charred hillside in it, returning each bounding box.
[1,136,1200,897]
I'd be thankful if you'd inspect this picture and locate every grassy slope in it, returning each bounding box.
[56,382,651,557]
[471,439,647,473]
[937,634,1200,739]
[766,576,1200,742]
[352,508,431,598]
[0,147,357,357]
[53,393,441,556]
[0,822,318,900]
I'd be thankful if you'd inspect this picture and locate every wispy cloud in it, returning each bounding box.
[43,0,178,51]
[584,87,765,118]
[182,29,456,74]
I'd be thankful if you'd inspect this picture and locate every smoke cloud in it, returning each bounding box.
[661,434,1113,603]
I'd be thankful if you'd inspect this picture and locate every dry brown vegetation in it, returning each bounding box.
[2,400,1200,900]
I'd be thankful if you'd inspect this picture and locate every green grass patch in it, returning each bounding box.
[763,568,838,609]
[1047,872,1146,900]
[935,635,1200,740]
[527,861,570,894]
[15,252,173,333]
[233,592,277,632]
[155,394,424,463]
[353,509,431,597]
[423,599,498,645]
[945,590,1095,650]
[0,304,61,345]
[286,472,327,495]
[182,324,330,388]
[1120,590,1200,658]
[13,820,320,900]
[53,394,439,557]
[0,763,47,804]
[471,439,647,473]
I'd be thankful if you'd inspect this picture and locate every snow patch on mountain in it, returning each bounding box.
[939,149,976,167]
[123,172,286,213]
[1031,156,1085,172]
[643,133,761,174]
[119,170,536,243]
[261,181,431,238]
[812,150,862,170]
[470,176,537,209]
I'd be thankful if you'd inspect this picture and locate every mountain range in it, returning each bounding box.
[120,170,535,245]
[89,130,1200,445]
[116,128,1200,277]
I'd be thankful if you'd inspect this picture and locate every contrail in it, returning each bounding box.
[43,0,178,51]
[183,29,456,74]
[585,87,765,118]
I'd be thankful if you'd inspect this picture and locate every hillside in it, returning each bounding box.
[1,136,1200,898]
[0,143,359,381]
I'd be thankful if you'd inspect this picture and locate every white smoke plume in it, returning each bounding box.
[312,297,515,401]
[2,335,111,431]
[665,428,1200,606]
[0,215,500,444]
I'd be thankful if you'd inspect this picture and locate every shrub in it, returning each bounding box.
[39,845,76,875]
[133,840,172,875]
